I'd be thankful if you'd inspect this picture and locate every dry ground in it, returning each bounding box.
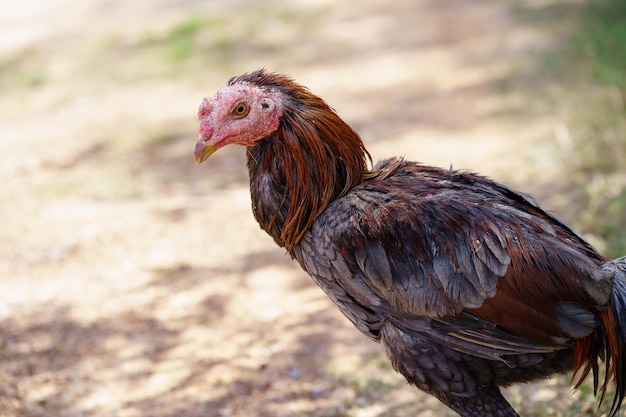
[0,0,609,416]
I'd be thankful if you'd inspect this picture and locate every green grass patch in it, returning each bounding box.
[0,48,46,93]
[574,0,626,87]
[91,6,320,82]
[545,0,626,258]
[168,14,211,60]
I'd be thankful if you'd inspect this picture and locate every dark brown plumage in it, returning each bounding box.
[194,69,626,417]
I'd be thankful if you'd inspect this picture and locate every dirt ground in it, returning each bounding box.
[0,0,609,416]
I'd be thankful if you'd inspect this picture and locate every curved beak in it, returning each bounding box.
[194,138,217,165]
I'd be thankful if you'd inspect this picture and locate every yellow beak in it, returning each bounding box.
[194,139,218,165]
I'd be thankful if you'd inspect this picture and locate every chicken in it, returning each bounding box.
[194,69,626,417]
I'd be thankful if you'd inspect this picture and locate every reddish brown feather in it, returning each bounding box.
[602,307,620,382]
[236,70,375,250]
[576,309,618,388]
[467,233,604,344]
[572,334,593,388]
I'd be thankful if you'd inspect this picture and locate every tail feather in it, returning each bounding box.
[574,257,626,416]
[606,270,626,415]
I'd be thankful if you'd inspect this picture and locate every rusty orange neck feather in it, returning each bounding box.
[245,78,372,251]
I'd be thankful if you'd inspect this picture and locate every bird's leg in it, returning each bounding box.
[443,385,520,417]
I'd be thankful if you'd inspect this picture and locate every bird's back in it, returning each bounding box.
[295,156,609,336]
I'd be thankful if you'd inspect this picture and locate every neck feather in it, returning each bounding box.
[248,98,372,251]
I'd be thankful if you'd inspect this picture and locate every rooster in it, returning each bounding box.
[194,69,626,417]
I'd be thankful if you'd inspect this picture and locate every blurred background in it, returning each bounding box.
[0,0,625,416]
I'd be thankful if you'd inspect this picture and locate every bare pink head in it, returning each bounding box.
[194,82,283,164]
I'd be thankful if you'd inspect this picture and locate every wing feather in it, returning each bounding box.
[293,161,612,354]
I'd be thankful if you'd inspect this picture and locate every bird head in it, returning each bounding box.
[194,81,284,164]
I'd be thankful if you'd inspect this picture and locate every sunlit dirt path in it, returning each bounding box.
[0,1,594,416]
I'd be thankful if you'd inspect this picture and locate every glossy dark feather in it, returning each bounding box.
[294,158,610,342]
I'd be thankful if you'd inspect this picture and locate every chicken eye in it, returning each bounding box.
[233,102,249,118]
